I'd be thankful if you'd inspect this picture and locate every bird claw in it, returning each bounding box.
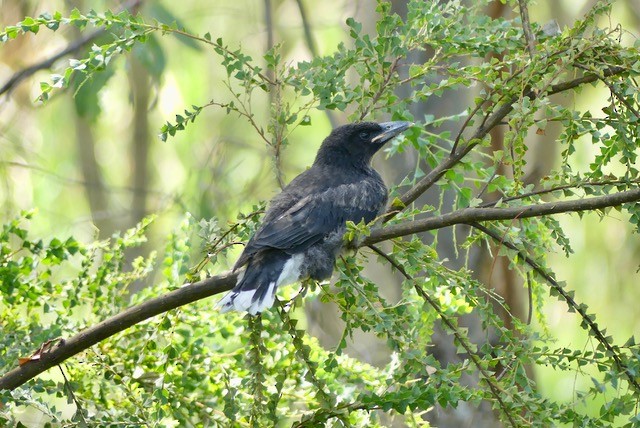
[281,284,309,311]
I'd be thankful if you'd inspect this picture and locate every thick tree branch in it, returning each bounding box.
[0,272,237,390]
[367,187,640,245]
[2,186,638,390]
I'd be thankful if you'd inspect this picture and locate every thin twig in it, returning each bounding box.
[263,0,286,190]
[575,64,640,120]
[0,0,144,97]
[469,222,640,393]
[358,57,400,121]
[368,244,519,427]
[450,100,486,155]
[58,364,88,425]
[390,66,627,219]
[517,0,537,59]
[525,271,533,326]
[479,178,640,208]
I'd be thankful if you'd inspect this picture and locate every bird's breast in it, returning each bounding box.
[353,177,388,212]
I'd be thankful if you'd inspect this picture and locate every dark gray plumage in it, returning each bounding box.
[217,121,412,314]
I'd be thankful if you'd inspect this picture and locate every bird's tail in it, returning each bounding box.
[217,251,303,315]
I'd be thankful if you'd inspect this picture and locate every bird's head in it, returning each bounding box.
[315,121,413,166]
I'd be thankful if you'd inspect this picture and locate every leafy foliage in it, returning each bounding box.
[1,0,640,426]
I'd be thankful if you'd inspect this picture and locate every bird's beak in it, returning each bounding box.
[371,121,413,144]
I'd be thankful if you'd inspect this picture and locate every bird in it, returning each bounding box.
[217,121,412,315]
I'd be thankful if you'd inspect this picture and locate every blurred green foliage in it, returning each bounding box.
[1,0,640,426]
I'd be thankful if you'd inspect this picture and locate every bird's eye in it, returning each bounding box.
[359,131,370,140]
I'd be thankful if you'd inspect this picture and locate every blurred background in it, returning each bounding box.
[1,0,639,425]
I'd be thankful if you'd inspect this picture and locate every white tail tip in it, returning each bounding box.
[216,281,276,315]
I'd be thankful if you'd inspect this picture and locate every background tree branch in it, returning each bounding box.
[0,28,102,97]
[0,0,143,97]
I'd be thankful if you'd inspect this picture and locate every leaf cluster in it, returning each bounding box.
[2,0,640,426]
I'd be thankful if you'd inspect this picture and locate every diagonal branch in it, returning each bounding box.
[368,244,519,427]
[469,222,640,393]
[388,65,627,221]
[0,272,237,390]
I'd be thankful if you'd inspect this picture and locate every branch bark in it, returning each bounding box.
[0,22,632,391]
[389,65,626,219]
[367,187,640,245]
[0,0,144,97]
[2,186,638,390]
[0,272,237,390]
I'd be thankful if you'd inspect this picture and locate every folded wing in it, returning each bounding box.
[234,182,384,269]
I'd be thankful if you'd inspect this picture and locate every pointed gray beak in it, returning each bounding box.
[371,121,413,144]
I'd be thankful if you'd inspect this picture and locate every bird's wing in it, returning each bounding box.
[234,182,384,269]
